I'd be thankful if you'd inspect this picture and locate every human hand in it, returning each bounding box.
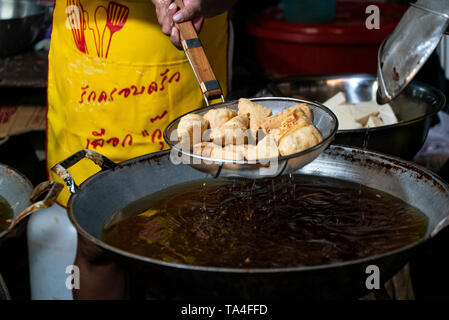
[154,0,236,49]
[152,0,204,50]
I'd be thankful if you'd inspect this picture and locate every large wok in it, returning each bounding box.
[267,74,446,160]
[53,146,449,299]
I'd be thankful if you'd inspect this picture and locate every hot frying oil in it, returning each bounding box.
[101,175,428,268]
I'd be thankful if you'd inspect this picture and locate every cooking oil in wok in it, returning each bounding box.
[0,195,13,232]
[101,175,428,268]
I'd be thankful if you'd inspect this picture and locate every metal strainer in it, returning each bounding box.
[164,97,338,179]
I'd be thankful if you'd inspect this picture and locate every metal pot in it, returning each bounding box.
[267,74,446,160]
[0,164,62,243]
[0,0,49,57]
[53,146,449,299]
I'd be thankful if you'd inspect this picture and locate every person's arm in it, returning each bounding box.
[152,0,237,49]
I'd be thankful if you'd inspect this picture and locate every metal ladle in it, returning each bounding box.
[377,0,449,104]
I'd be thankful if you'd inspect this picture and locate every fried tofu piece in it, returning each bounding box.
[256,134,279,160]
[222,115,249,129]
[182,101,322,162]
[259,103,312,135]
[210,144,245,161]
[203,108,238,129]
[278,125,323,156]
[210,116,249,146]
[238,98,273,140]
[266,111,311,143]
[235,144,258,161]
[193,142,219,157]
[278,113,311,135]
[177,114,209,148]
[295,103,313,122]
[238,98,272,119]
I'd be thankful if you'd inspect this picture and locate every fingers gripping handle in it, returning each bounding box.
[174,0,223,105]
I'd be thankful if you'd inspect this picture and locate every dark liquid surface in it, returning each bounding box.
[0,195,13,233]
[101,175,428,268]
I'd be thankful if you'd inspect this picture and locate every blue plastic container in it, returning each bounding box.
[278,0,336,23]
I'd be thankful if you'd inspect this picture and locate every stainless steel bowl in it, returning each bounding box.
[0,0,48,57]
[267,74,446,160]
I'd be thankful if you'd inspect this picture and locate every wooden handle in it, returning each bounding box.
[174,0,223,101]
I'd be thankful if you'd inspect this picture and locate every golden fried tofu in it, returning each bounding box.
[235,144,258,161]
[278,113,311,136]
[178,99,322,162]
[238,98,273,140]
[222,115,249,129]
[210,116,249,146]
[193,142,219,157]
[256,134,279,160]
[177,114,209,148]
[203,108,238,129]
[260,103,312,135]
[264,111,311,143]
[210,145,245,161]
[296,103,313,122]
[278,125,323,156]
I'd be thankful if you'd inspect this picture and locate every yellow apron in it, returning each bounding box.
[47,0,229,206]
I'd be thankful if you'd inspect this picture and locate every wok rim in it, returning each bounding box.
[163,97,339,165]
[66,146,449,274]
[268,73,446,134]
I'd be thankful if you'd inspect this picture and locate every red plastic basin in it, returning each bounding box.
[246,1,407,77]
